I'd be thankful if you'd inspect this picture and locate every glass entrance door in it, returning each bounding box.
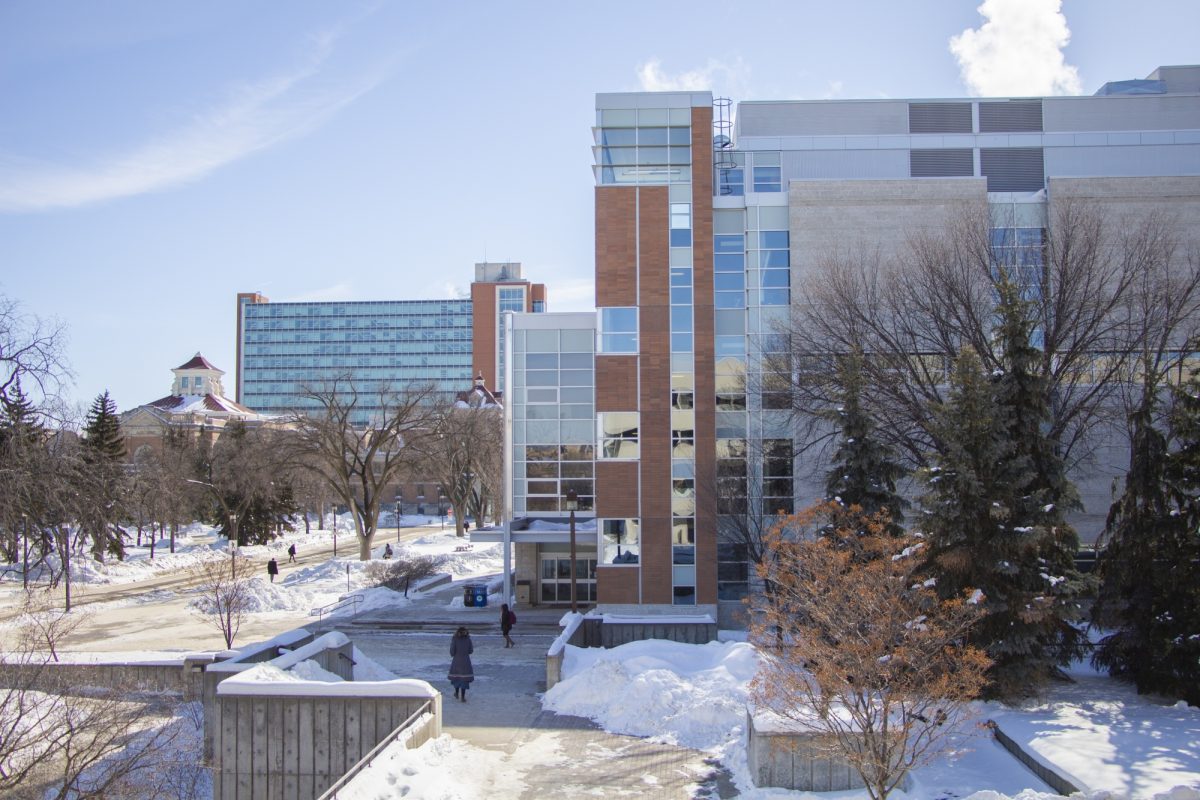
[540,555,597,604]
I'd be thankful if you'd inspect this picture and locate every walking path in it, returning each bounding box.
[344,580,738,798]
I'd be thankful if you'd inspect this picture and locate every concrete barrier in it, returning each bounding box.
[0,659,197,697]
[212,692,439,800]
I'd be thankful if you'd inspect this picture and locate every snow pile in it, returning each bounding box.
[544,639,758,751]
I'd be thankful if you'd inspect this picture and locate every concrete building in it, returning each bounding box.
[491,65,1200,623]
[235,264,545,424]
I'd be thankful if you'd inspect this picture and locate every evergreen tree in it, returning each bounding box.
[0,379,44,564]
[920,345,1083,699]
[83,391,125,462]
[1094,360,1200,705]
[81,391,128,561]
[824,349,908,531]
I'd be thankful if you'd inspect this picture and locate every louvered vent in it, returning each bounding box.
[908,102,972,134]
[980,148,1045,192]
[979,100,1043,132]
[910,148,974,178]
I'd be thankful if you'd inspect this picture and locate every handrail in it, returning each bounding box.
[318,700,434,800]
[309,592,363,623]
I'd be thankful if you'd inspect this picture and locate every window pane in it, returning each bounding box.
[714,235,744,254]
[759,231,789,249]
[670,229,692,247]
[715,273,745,290]
[714,254,744,272]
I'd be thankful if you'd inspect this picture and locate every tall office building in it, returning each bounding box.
[236,265,545,423]
[493,65,1200,624]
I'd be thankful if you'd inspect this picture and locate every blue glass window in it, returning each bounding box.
[715,292,745,309]
[670,287,693,305]
[761,269,789,288]
[759,249,790,268]
[714,254,744,272]
[753,166,781,192]
[672,333,693,352]
[759,231,789,249]
[714,235,744,254]
[760,289,790,306]
[718,168,744,196]
[670,229,692,247]
[715,273,745,291]
[599,307,638,354]
[670,266,693,287]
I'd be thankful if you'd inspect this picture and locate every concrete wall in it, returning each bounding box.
[212,693,439,800]
[788,177,989,283]
[0,659,204,699]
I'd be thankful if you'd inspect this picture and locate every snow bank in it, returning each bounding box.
[544,638,758,751]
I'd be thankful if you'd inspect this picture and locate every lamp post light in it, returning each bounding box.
[21,513,29,590]
[396,494,403,543]
[332,513,338,557]
[439,488,445,530]
[564,488,579,613]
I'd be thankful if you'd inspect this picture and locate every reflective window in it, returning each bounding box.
[753,166,782,192]
[598,307,637,353]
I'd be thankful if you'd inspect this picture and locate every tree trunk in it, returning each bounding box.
[358,530,374,561]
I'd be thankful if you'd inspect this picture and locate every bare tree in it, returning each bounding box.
[365,553,447,596]
[197,420,288,547]
[779,199,1192,471]
[0,294,71,422]
[289,378,438,559]
[750,500,990,800]
[190,556,259,649]
[416,399,503,535]
[0,597,187,799]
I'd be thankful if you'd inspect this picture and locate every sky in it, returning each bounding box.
[0,0,1197,415]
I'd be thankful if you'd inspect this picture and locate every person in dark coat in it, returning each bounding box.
[448,626,474,701]
[267,558,279,583]
[287,544,297,563]
[500,603,515,648]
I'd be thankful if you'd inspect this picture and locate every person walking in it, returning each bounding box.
[287,543,297,563]
[267,558,279,583]
[500,602,516,648]
[448,626,474,702]
[383,543,393,559]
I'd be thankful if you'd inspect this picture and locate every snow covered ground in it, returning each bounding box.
[4,516,1198,799]
[346,636,1200,800]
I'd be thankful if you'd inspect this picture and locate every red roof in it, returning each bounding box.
[174,352,222,371]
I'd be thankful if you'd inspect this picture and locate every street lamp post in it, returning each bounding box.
[228,512,238,579]
[396,494,403,543]
[439,488,445,530]
[565,489,579,613]
[21,513,29,590]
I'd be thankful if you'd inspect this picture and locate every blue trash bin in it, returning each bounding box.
[472,586,488,607]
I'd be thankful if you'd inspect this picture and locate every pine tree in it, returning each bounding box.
[83,391,125,462]
[824,349,908,531]
[920,344,1083,699]
[1094,360,1200,705]
[81,391,127,561]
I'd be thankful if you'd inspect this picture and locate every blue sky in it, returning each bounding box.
[1,0,1196,414]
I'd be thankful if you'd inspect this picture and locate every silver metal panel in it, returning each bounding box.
[1044,95,1200,132]
[736,100,908,137]
[781,149,909,180]
[1045,144,1200,177]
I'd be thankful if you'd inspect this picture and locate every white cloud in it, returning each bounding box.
[0,29,387,213]
[636,57,749,96]
[949,0,1082,97]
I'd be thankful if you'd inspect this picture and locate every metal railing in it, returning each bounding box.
[309,593,363,623]
[318,701,435,800]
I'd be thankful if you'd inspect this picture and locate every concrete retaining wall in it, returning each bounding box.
[747,711,865,792]
[0,660,199,698]
[212,693,439,800]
